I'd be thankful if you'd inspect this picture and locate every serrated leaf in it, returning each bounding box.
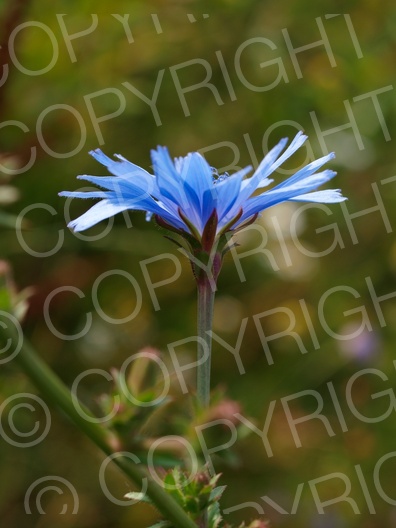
[209,473,222,488]
[163,470,186,506]
[124,491,152,504]
[163,472,176,488]
[210,485,227,502]
[171,467,185,490]
[149,521,173,528]
[208,501,223,528]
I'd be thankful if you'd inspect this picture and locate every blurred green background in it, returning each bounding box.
[1,0,396,527]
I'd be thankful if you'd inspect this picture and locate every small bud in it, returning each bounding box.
[194,470,210,487]
[205,398,242,424]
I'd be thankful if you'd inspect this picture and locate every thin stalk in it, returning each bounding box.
[196,277,215,408]
[1,322,197,528]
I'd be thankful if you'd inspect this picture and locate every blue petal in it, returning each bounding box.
[89,149,160,197]
[178,152,216,230]
[90,149,152,182]
[262,131,307,176]
[269,152,335,191]
[59,190,108,199]
[233,132,307,212]
[76,175,156,203]
[289,190,347,203]
[215,166,251,224]
[151,148,209,234]
[252,137,288,188]
[270,169,337,194]
[67,192,186,233]
[253,131,308,188]
[68,199,132,231]
[151,147,188,208]
[240,170,338,220]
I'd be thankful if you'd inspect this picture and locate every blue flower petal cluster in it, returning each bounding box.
[60,132,345,244]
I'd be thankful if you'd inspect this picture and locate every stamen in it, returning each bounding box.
[211,166,219,178]
[216,172,229,183]
[211,166,229,184]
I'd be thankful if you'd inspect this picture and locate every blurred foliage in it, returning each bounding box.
[1,0,396,527]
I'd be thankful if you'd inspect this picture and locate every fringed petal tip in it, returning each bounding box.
[88,148,118,167]
[280,130,307,145]
[290,130,308,146]
[151,145,169,157]
[66,220,78,232]
[89,147,105,157]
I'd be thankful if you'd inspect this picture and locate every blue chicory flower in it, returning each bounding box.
[60,132,345,244]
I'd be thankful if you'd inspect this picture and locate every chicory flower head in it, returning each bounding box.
[60,131,345,283]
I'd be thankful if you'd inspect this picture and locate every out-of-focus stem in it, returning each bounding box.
[0,321,197,528]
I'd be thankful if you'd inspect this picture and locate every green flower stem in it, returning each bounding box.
[2,322,197,528]
[197,276,215,408]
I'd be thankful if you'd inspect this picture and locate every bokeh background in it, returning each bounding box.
[1,0,396,527]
